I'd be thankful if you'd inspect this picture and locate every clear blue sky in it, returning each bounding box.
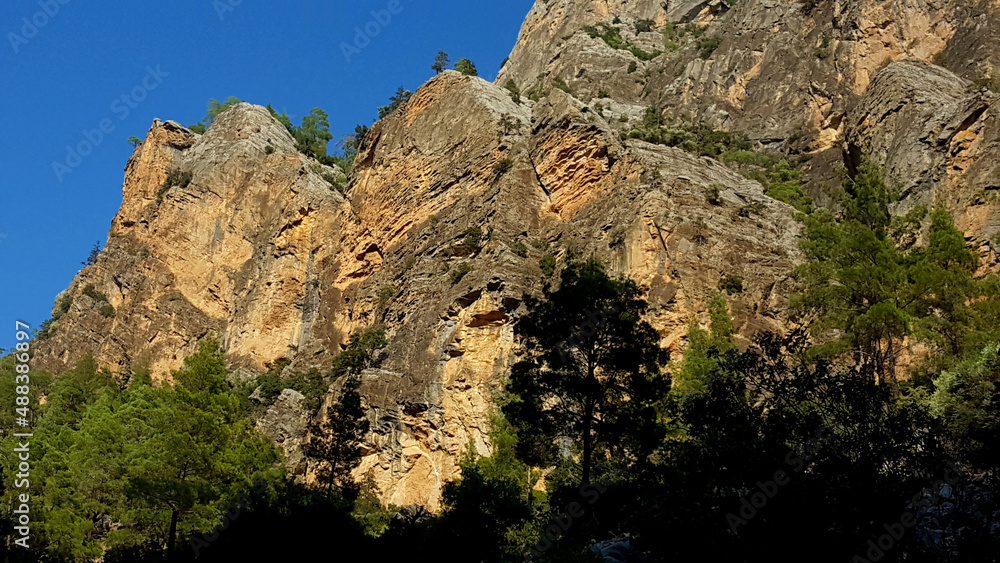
[0,0,533,352]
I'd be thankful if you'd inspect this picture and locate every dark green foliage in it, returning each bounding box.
[454,58,478,76]
[635,19,655,33]
[696,34,722,58]
[628,44,662,61]
[434,446,532,560]
[504,258,670,485]
[248,360,329,415]
[765,160,812,213]
[793,160,1000,382]
[493,158,514,177]
[323,173,345,194]
[266,104,294,134]
[376,286,397,308]
[100,304,116,318]
[333,123,371,174]
[378,87,413,119]
[307,373,370,495]
[721,151,812,214]
[431,51,449,74]
[973,73,1000,93]
[293,107,334,158]
[685,22,706,38]
[306,329,385,495]
[584,24,625,49]
[625,108,752,157]
[526,81,547,102]
[157,169,193,203]
[539,254,556,277]
[704,184,722,205]
[597,89,610,98]
[82,283,108,303]
[815,35,831,59]
[188,96,242,132]
[663,21,681,43]
[585,22,661,60]
[504,79,521,102]
[82,240,102,266]
[449,262,474,284]
[0,341,282,559]
[718,275,744,295]
[930,343,1000,473]
[639,329,958,561]
[54,292,73,319]
[497,113,521,135]
[627,60,638,73]
[206,96,242,124]
[510,240,528,258]
[454,227,483,256]
[552,75,572,94]
[127,136,142,148]
[673,294,735,395]
[264,145,275,154]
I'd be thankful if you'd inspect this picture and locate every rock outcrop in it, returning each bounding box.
[33,71,800,509]
[846,60,1000,265]
[32,0,1000,509]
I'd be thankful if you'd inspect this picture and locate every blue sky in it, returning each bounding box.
[0,0,533,352]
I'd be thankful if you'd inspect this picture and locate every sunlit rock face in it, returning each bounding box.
[35,0,1000,508]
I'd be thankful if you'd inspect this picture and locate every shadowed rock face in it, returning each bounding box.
[32,0,1000,509]
[846,60,1000,268]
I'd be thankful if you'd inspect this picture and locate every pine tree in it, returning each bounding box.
[306,330,385,495]
[431,51,449,74]
[503,258,669,485]
[378,87,413,120]
[792,159,998,382]
[454,58,478,76]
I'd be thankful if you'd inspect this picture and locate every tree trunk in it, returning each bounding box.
[526,466,533,508]
[582,358,597,486]
[166,508,179,555]
[582,400,593,486]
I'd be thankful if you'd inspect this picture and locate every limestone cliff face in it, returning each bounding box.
[310,71,799,509]
[846,60,1000,267]
[32,72,799,510]
[32,0,1000,509]
[34,105,346,379]
[498,0,999,192]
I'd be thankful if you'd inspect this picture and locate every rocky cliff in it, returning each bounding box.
[32,0,1000,509]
